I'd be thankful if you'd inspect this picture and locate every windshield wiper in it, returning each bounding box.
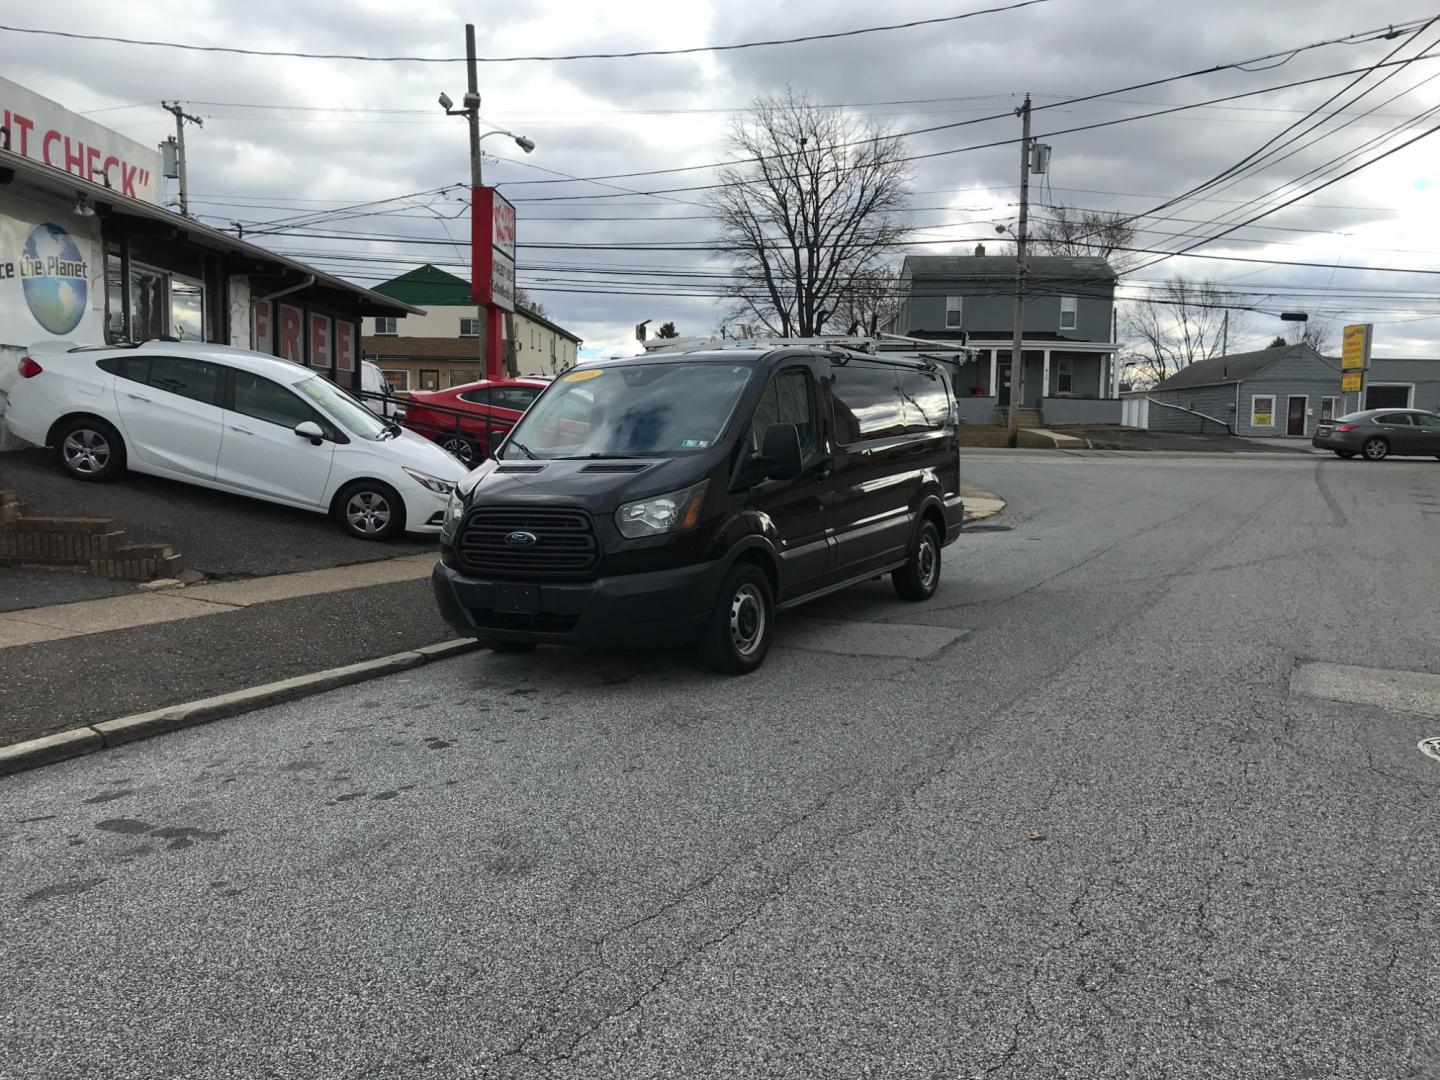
[556,452,650,460]
[505,439,538,460]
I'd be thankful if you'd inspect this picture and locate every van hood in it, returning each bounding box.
[458,455,709,510]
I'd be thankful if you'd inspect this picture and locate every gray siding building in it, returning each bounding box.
[889,250,1120,420]
[1366,358,1440,412]
[1134,343,1342,437]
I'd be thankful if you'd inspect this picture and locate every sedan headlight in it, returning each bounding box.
[403,467,457,495]
[616,481,708,539]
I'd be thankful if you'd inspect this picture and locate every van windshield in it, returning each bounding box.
[499,362,754,459]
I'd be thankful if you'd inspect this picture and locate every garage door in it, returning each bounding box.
[1366,385,1411,409]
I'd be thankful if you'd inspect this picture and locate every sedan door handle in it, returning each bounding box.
[228,425,255,435]
[126,392,152,403]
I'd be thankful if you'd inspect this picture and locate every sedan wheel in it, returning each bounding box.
[440,436,476,465]
[336,481,405,541]
[62,429,112,475]
[1362,437,1389,461]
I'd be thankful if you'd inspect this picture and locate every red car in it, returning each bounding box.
[402,377,549,465]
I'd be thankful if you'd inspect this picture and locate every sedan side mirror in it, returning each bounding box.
[758,422,803,482]
[294,420,325,445]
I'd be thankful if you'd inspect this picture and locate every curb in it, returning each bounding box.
[0,639,485,779]
[962,485,1006,523]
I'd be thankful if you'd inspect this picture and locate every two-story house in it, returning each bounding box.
[889,249,1121,423]
[361,264,582,391]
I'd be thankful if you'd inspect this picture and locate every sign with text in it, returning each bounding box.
[1340,323,1371,371]
[335,319,355,372]
[1341,371,1363,393]
[1,76,161,204]
[309,312,332,369]
[472,186,516,312]
[0,189,104,346]
[277,303,304,363]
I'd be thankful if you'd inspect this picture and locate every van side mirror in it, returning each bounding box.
[758,423,803,481]
[294,420,325,445]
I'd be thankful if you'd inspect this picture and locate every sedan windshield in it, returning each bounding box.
[499,362,754,459]
[294,376,390,440]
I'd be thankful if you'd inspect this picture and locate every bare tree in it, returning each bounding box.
[1031,205,1137,265]
[708,88,911,337]
[835,264,900,336]
[1283,311,1337,354]
[1120,277,1249,386]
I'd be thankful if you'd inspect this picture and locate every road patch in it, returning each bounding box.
[779,619,967,659]
[1291,661,1440,719]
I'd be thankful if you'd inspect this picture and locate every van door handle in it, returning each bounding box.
[126,392,152,403]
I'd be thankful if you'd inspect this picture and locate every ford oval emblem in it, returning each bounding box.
[505,530,539,547]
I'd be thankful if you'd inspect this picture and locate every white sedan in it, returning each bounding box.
[4,340,466,540]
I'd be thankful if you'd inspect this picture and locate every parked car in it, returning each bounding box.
[4,341,465,540]
[430,346,964,673]
[402,377,549,466]
[1313,409,1440,461]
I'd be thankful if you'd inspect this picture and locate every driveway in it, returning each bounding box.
[1,447,435,579]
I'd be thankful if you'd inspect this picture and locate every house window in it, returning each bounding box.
[374,316,397,336]
[1251,395,1276,427]
[1320,396,1337,421]
[380,368,410,390]
[945,295,963,329]
[1060,296,1078,330]
[459,317,481,337]
[1056,357,1073,395]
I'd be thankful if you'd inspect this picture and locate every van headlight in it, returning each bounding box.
[616,481,708,539]
[403,467,456,495]
[440,490,466,541]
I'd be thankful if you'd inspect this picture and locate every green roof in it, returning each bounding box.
[373,264,472,305]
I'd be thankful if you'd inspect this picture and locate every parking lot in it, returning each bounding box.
[4,448,1438,1080]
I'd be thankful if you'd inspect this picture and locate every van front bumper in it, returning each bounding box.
[431,558,724,650]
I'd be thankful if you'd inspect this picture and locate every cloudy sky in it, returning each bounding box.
[3,0,1437,358]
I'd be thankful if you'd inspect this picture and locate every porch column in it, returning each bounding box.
[988,349,997,395]
[1042,349,1051,397]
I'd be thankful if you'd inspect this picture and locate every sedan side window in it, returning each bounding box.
[458,388,490,406]
[97,355,152,385]
[1380,413,1411,426]
[751,369,816,454]
[1411,413,1440,429]
[145,356,221,406]
[492,386,541,411]
[232,370,320,430]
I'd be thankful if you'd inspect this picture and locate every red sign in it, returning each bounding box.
[335,320,355,372]
[253,299,272,353]
[472,186,516,313]
[278,303,303,363]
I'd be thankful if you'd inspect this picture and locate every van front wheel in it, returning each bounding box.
[893,521,942,601]
[699,563,773,674]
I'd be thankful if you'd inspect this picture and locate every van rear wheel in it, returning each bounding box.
[893,521,942,601]
[699,563,773,674]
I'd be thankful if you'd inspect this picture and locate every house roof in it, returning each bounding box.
[1152,342,1333,391]
[372,265,583,343]
[0,147,422,316]
[903,254,1117,281]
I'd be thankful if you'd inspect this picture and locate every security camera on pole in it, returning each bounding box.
[440,25,535,381]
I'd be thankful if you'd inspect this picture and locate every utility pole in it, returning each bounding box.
[161,101,203,217]
[1006,94,1032,448]
[1221,310,1229,355]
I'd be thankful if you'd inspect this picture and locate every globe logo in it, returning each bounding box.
[20,224,88,336]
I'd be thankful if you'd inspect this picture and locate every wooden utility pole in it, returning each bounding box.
[1006,95,1033,448]
[161,101,203,217]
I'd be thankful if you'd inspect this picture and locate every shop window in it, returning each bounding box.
[419,369,440,391]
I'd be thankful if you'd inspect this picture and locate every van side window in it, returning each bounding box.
[830,363,906,444]
[899,368,951,433]
[751,369,815,453]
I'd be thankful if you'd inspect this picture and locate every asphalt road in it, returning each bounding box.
[4,448,1439,1080]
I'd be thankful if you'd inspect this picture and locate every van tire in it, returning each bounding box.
[699,562,773,674]
[893,521,942,601]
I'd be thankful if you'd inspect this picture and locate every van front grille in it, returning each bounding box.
[455,506,598,578]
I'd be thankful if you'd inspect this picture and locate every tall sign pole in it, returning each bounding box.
[1006,94,1032,448]
[462,25,492,378]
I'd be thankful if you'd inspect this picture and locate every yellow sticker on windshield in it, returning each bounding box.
[563,369,604,382]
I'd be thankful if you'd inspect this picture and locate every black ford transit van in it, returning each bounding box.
[431,346,963,673]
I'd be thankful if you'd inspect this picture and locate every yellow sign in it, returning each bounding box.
[1253,397,1274,427]
[1341,371,1363,392]
[1341,323,1371,371]
[562,369,605,382]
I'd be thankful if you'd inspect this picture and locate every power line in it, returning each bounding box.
[0,2,1052,63]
